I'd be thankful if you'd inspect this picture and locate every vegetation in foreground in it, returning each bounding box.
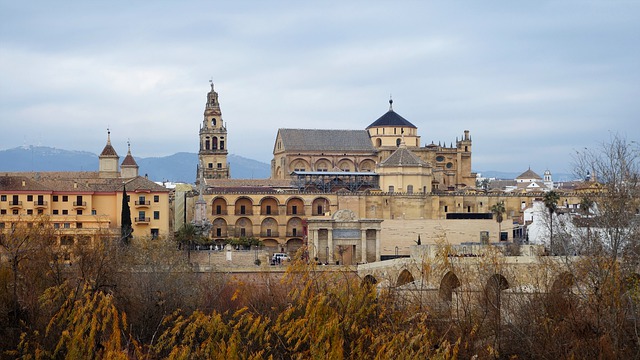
[0,133,638,359]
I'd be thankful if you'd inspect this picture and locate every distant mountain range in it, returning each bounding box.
[0,146,576,184]
[0,146,271,183]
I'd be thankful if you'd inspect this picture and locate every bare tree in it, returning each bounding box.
[573,133,640,260]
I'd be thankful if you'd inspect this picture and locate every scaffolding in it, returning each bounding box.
[291,171,379,192]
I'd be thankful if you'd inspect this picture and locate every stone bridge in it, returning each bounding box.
[356,244,584,315]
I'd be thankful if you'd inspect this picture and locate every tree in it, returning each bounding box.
[120,184,133,245]
[0,216,56,327]
[573,133,640,260]
[543,190,560,254]
[579,196,595,250]
[175,223,200,263]
[490,201,506,242]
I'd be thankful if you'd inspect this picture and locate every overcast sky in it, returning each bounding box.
[1,1,638,176]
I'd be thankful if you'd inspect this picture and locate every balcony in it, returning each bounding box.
[73,201,87,209]
[260,231,280,237]
[261,210,279,216]
[34,201,48,209]
[9,201,22,209]
[135,217,150,224]
[212,210,228,215]
[286,231,302,237]
[234,210,253,216]
[135,200,150,208]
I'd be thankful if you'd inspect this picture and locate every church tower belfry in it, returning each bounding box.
[198,81,230,179]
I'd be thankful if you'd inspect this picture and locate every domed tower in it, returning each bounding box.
[198,81,230,179]
[366,98,420,149]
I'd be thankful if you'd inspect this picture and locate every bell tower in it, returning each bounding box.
[198,81,230,179]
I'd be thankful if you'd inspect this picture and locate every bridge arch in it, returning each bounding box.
[439,271,461,301]
[362,274,378,288]
[396,269,415,287]
[483,273,509,315]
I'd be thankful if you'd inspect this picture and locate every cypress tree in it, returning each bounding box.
[121,184,133,245]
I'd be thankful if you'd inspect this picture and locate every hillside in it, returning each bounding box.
[0,146,270,182]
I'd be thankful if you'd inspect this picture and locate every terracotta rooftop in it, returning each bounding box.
[1,172,169,193]
[516,168,542,180]
[379,145,429,167]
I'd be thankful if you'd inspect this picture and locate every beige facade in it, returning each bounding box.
[270,99,475,190]
[0,134,171,252]
[198,82,230,179]
[307,209,382,265]
[189,183,584,257]
[187,87,587,260]
[271,129,378,179]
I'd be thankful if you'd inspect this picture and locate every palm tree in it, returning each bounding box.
[175,223,199,262]
[543,190,560,254]
[579,196,595,250]
[490,201,506,242]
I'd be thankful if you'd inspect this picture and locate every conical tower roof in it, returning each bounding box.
[100,130,119,157]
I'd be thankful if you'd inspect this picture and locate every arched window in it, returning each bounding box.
[212,118,216,126]
[376,138,382,147]
[396,138,401,147]
[212,137,218,150]
[205,137,210,150]
[407,185,413,194]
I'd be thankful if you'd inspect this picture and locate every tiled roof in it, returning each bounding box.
[1,172,169,193]
[367,110,417,129]
[0,175,50,191]
[379,146,429,167]
[204,178,294,193]
[278,129,375,152]
[516,169,542,180]
[100,143,118,157]
[488,180,516,190]
[121,153,138,166]
[204,178,293,188]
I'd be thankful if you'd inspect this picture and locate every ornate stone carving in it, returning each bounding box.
[332,209,357,221]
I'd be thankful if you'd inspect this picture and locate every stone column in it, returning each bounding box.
[375,229,381,262]
[312,229,319,259]
[361,229,367,263]
[327,228,334,264]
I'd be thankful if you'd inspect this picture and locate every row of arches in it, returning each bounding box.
[212,196,331,216]
[211,216,304,238]
[289,158,376,173]
[362,269,594,308]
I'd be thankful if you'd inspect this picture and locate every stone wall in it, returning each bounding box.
[379,219,503,255]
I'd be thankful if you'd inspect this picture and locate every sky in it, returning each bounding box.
[1,1,638,176]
